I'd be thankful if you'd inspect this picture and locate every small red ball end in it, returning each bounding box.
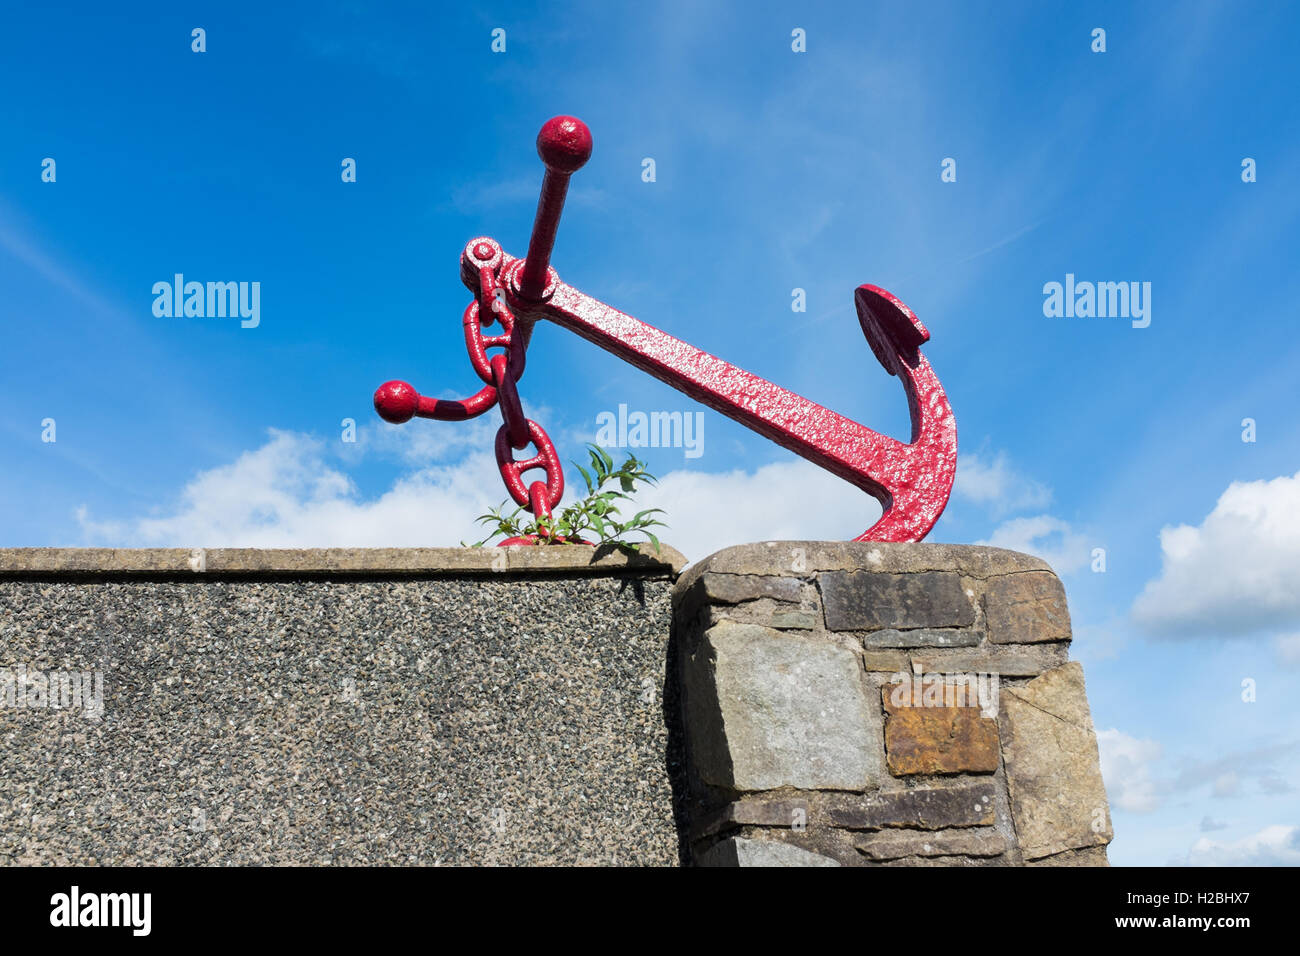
[536,116,592,174]
[374,380,419,423]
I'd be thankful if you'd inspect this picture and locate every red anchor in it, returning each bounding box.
[375,116,957,543]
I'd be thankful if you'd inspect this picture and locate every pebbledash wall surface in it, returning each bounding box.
[0,542,1112,866]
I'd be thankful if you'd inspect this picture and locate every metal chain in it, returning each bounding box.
[463,258,564,532]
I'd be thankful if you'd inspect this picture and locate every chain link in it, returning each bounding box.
[463,259,564,531]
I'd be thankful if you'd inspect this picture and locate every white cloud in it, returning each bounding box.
[1133,471,1300,637]
[342,411,500,468]
[1177,824,1300,867]
[1097,728,1164,813]
[67,427,1103,573]
[953,451,1051,515]
[953,453,1088,575]
[79,430,504,548]
[80,413,1097,566]
[976,514,1092,574]
[631,459,881,562]
[75,430,887,557]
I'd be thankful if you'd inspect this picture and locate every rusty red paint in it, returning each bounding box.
[375,116,958,543]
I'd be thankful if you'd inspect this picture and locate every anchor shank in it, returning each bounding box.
[541,278,909,502]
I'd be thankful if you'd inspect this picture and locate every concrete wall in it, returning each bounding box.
[0,546,686,865]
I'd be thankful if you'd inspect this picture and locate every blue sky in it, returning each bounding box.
[2,1,1298,865]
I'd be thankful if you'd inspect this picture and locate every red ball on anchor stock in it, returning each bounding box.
[373,380,419,424]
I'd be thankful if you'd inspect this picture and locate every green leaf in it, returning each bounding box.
[464,446,668,549]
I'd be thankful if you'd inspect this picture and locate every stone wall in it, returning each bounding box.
[0,546,686,866]
[672,542,1113,866]
[0,541,1113,866]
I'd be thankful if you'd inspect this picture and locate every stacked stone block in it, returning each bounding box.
[672,541,1113,867]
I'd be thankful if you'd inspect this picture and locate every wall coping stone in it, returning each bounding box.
[674,541,1053,601]
[0,545,687,578]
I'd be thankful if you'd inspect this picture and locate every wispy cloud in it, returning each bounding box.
[0,204,120,317]
[976,514,1091,575]
[1098,728,1299,816]
[446,176,608,215]
[1098,728,1163,813]
[953,450,1052,516]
